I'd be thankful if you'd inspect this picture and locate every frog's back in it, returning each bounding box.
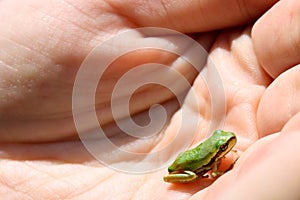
[168,140,218,172]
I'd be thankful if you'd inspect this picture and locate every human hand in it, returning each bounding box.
[1,0,300,199]
[190,0,300,199]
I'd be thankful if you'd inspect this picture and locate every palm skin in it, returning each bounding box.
[1,0,300,199]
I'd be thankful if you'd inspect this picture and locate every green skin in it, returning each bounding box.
[163,130,237,183]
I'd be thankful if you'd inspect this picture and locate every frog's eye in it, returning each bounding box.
[216,140,226,149]
[219,144,228,152]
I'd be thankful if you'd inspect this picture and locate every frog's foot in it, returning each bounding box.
[163,170,198,183]
[211,171,224,177]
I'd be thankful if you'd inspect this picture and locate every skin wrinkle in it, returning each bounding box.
[0,56,19,73]
[62,0,103,22]
[26,2,124,62]
[65,172,115,199]
[1,165,35,189]
[290,18,300,57]
[130,176,148,200]
[236,0,253,22]
[0,166,36,200]
[159,0,171,21]
[3,187,34,200]
[288,0,300,53]
[12,19,63,61]
[195,1,208,30]
[103,0,144,28]
[0,36,51,72]
[231,30,272,86]
[15,162,109,199]
[290,69,299,118]
[1,28,73,83]
[288,82,294,120]
[40,3,98,36]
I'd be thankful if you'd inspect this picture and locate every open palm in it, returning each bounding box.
[1,0,300,199]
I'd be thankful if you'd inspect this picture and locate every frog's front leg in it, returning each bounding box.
[211,156,239,177]
[163,170,198,183]
[211,159,222,177]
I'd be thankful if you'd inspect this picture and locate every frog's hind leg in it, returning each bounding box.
[211,156,239,177]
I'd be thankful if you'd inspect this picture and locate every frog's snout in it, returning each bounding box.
[168,166,175,172]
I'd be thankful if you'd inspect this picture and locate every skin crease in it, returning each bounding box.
[1,0,300,199]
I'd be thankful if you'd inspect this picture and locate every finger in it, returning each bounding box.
[107,0,278,32]
[256,65,300,137]
[282,112,300,133]
[252,0,300,78]
[191,130,300,200]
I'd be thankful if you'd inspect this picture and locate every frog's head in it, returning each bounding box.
[214,130,237,158]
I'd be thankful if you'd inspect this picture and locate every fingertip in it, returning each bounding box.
[252,0,300,78]
[257,65,300,137]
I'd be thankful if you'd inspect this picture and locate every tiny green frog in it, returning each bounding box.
[163,130,237,183]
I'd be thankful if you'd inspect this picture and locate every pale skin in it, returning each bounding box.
[1,0,300,199]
